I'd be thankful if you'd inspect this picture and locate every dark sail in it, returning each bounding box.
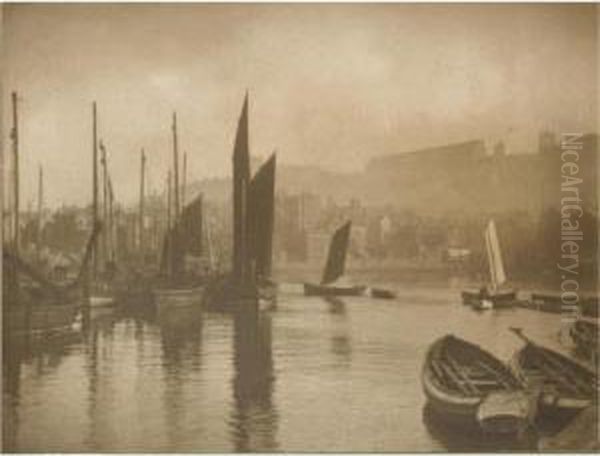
[232,93,251,285]
[159,194,203,280]
[248,153,276,281]
[321,221,352,285]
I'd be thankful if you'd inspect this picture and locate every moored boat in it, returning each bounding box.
[422,334,531,435]
[509,328,597,420]
[368,287,397,299]
[461,220,517,310]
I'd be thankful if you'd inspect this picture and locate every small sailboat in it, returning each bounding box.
[461,219,516,309]
[422,334,531,434]
[304,222,366,297]
[509,327,597,420]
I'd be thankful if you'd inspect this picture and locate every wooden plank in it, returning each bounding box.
[443,354,480,395]
[476,360,512,390]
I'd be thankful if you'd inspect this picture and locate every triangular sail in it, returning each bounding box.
[232,94,251,285]
[248,153,276,281]
[485,219,506,289]
[321,221,352,285]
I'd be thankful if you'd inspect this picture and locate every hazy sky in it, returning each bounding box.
[3,4,597,208]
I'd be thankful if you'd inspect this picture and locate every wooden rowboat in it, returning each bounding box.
[369,287,397,299]
[509,328,597,419]
[422,334,531,434]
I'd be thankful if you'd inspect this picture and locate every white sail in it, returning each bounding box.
[485,219,507,289]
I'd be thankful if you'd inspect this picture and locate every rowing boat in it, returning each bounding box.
[510,328,597,420]
[422,334,530,434]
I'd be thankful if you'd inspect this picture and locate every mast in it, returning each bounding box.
[11,92,19,257]
[100,141,108,269]
[167,170,172,232]
[108,177,114,262]
[182,151,187,208]
[139,148,146,260]
[172,112,180,220]
[92,102,99,279]
[232,93,251,286]
[36,164,43,263]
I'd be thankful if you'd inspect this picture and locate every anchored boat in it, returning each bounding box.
[509,327,597,420]
[153,193,208,308]
[422,334,531,434]
[461,219,516,310]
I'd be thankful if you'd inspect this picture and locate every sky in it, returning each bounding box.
[2,4,598,208]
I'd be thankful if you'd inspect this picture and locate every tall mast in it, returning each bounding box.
[92,101,99,278]
[37,164,43,263]
[182,151,187,208]
[166,169,173,278]
[11,92,19,257]
[172,112,180,220]
[167,170,172,232]
[110,177,116,262]
[100,140,108,268]
[139,148,146,260]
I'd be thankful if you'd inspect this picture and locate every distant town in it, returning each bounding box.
[5,131,597,288]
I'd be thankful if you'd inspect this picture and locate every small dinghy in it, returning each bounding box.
[304,222,366,297]
[509,327,597,419]
[422,334,531,434]
[368,287,397,300]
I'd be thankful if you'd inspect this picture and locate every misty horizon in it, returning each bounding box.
[3,4,597,208]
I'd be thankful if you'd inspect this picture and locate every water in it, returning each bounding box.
[3,284,573,452]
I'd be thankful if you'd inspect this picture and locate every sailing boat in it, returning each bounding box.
[154,194,207,308]
[304,221,366,297]
[461,219,516,309]
[248,153,277,308]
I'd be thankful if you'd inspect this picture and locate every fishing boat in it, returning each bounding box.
[570,318,598,367]
[422,334,531,434]
[304,222,366,297]
[461,219,516,310]
[153,194,208,308]
[509,327,597,420]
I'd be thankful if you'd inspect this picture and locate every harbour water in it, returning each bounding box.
[3,282,574,452]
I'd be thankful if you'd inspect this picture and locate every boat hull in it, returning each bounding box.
[153,285,205,309]
[304,282,366,297]
[511,343,597,420]
[422,335,528,435]
[462,288,517,309]
[4,303,80,336]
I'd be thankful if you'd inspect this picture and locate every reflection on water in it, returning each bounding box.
[230,308,278,452]
[2,285,572,452]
